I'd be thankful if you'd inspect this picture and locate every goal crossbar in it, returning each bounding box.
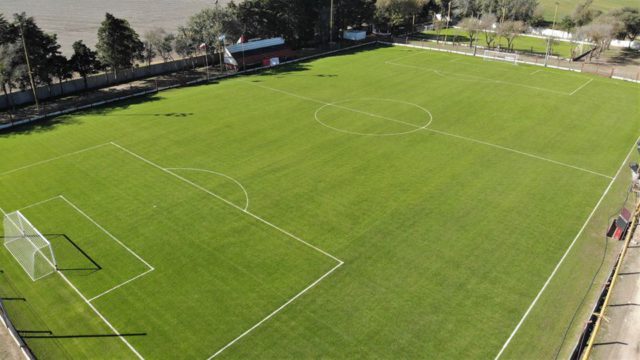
[3,211,57,281]
[483,50,519,65]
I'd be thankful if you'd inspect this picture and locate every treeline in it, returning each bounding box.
[1,0,638,106]
[452,0,639,55]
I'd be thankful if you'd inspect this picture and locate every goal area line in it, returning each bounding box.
[1,142,344,359]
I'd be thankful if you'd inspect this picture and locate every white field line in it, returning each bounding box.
[385,60,570,95]
[110,142,344,356]
[56,265,145,359]
[569,78,594,96]
[246,82,612,180]
[56,195,155,300]
[18,196,62,212]
[494,134,640,359]
[530,69,543,75]
[0,143,110,177]
[208,261,344,359]
[110,142,344,264]
[244,81,418,127]
[4,197,149,357]
[88,268,155,302]
[165,168,250,211]
[425,128,612,179]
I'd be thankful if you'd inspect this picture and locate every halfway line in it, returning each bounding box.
[245,82,612,179]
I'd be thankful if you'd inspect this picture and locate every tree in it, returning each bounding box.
[559,15,576,33]
[174,26,196,67]
[610,8,640,46]
[96,13,144,75]
[452,0,480,19]
[12,13,61,94]
[232,0,319,46]
[50,54,71,95]
[458,16,482,47]
[480,13,497,48]
[142,40,156,66]
[433,17,446,42]
[493,0,539,23]
[375,0,428,33]
[333,0,377,39]
[572,0,601,27]
[578,21,615,59]
[497,20,525,50]
[69,40,101,90]
[144,28,175,62]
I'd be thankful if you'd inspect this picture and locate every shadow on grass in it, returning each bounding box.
[45,234,102,272]
[606,48,640,65]
[0,94,163,137]
[21,332,147,339]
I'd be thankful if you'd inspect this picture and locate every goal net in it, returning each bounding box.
[483,50,519,65]
[3,211,57,281]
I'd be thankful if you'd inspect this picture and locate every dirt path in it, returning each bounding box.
[0,323,22,360]
[592,228,640,360]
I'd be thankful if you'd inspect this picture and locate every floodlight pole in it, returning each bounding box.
[329,0,334,45]
[204,46,210,81]
[443,1,452,44]
[19,22,40,112]
[544,2,559,67]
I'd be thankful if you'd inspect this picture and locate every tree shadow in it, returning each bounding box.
[0,94,162,137]
[606,48,640,65]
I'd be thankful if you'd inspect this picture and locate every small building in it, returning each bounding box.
[226,37,296,69]
[343,30,367,41]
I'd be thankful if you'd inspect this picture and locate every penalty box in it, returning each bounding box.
[0,143,341,358]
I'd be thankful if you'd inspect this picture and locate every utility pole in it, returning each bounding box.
[19,22,39,112]
[443,1,452,44]
[545,2,559,67]
[329,0,334,45]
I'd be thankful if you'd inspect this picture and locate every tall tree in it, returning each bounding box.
[50,54,71,95]
[458,16,483,46]
[480,13,498,47]
[572,0,601,27]
[375,0,428,32]
[69,40,101,89]
[144,28,175,62]
[96,13,144,75]
[174,26,196,67]
[610,7,640,46]
[497,20,525,50]
[12,13,61,95]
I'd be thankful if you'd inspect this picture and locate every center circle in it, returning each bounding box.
[314,98,433,136]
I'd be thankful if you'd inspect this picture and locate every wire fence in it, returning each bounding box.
[0,298,35,360]
[392,36,640,83]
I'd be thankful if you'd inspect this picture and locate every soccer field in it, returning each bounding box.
[0,44,639,359]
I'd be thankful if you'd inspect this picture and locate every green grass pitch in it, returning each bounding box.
[0,44,639,359]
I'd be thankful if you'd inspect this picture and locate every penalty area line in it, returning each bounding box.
[208,261,344,359]
[569,78,594,96]
[0,143,110,177]
[494,134,640,359]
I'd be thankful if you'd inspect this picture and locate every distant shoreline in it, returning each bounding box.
[1,0,233,55]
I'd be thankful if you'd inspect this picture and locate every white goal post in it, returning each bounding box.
[3,211,57,281]
[483,50,519,65]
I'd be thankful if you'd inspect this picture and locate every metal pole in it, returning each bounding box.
[544,2,559,67]
[204,46,209,81]
[329,0,334,45]
[19,22,39,112]
[443,2,452,44]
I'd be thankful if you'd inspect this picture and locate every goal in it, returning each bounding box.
[483,50,519,65]
[3,211,57,281]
